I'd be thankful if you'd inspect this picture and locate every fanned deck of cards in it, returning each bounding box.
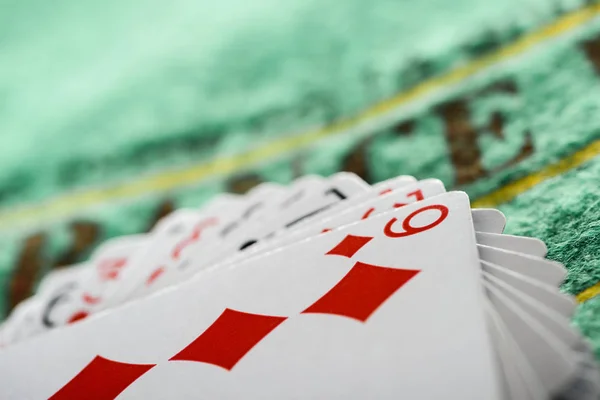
[0,172,598,399]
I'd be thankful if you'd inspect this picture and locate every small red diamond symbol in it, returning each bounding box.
[49,355,155,400]
[170,308,287,371]
[302,261,420,322]
[325,235,373,258]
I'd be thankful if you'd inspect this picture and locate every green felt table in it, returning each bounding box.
[1,0,600,359]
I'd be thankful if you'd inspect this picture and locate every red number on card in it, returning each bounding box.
[361,207,376,220]
[384,204,448,238]
[145,266,166,287]
[393,189,424,208]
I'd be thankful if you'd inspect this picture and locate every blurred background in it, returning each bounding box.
[1,0,600,344]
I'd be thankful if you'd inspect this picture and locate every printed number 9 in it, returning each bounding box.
[383,205,449,238]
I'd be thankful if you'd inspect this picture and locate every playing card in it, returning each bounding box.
[286,174,417,230]
[31,235,149,333]
[472,208,506,233]
[236,172,369,238]
[483,271,582,351]
[7,180,291,332]
[100,212,225,308]
[478,245,566,287]
[483,300,534,400]
[219,186,536,273]
[483,271,600,398]
[0,192,501,400]
[114,172,370,302]
[216,181,294,238]
[484,276,579,396]
[481,260,576,317]
[35,262,91,297]
[149,182,550,297]
[1,190,276,343]
[372,175,417,189]
[0,298,43,348]
[97,186,287,310]
[475,232,547,258]
[151,178,447,291]
[100,177,326,307]
[0,261,97,347]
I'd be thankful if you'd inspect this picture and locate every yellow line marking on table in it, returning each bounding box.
[1,4,600,229]
[577,282,600,303]
[472,139,600,208]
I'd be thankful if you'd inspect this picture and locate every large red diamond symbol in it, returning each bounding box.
[170,308,287,371]
[325,235,373,258]
[49,355,155,400]
[302,261,420,322]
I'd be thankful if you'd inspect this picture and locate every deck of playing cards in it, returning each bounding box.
[0,173,597,399]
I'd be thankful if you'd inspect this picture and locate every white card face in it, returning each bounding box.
[244,172,369,238]
[150,179,447,292]
[290,178,446,239]
[1,235,150,345]
[2,188,281,340]
[286,175,417,231]
[99,177,333,303]
[484,271,594,398]
[481,260,576,318]
[35,235,149,331]
[477,245,566,287]
[222,178,322,239]
[0,298,43,347]
[1,263,95,343]
[475,232,548,258]
[35,263,91,297]
[372,175,417,190]
[125,173,370,298]
[216,183,288,238]
[20,263,94,342]
[0,192,501,400]
[208,179,447,272]
[471,209,506,233]
[102,210,226,308]
[101,185,287,308]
